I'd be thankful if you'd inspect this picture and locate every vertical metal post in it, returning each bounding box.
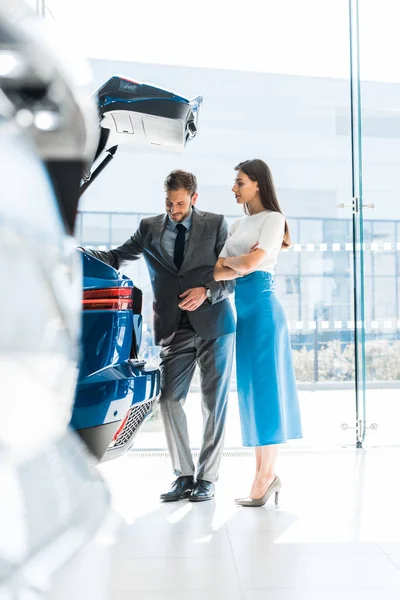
[313,305,319,383]
[349,0,367,448]
[396,224,399,331]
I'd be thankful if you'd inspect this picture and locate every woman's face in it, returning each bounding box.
[232,170,259,205]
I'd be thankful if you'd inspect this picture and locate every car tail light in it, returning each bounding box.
[83,287,133,311]
[121,77,140,85]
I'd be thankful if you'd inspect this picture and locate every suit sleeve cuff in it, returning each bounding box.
[205,280,219,304]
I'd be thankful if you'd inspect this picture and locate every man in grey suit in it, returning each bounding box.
[85,170,235,502]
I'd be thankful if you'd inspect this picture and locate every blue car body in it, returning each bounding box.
[71,252,160,461]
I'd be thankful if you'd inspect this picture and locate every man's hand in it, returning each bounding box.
[179,287,207,311]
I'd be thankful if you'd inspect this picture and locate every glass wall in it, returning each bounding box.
[356,0,400,445]
[76,0,400,449]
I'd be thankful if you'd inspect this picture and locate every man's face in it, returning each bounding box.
[165,188,198,222]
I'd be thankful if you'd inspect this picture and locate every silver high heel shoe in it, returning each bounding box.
[235,475,282,507]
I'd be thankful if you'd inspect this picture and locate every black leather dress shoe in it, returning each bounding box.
[160,476,194,502]
[189,479,215,502]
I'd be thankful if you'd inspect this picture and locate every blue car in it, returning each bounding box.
[71,76,202,461]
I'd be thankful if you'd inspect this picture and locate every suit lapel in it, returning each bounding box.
[180,208,206,273]
[152,214,178,272]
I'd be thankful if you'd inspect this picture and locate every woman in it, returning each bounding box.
[214,159,302,507]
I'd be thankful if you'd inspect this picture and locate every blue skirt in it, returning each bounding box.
[235,271,302,447]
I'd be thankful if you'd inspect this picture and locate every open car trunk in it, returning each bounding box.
[80,75,202,196]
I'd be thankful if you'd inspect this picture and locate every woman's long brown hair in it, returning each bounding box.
[235,159,291,248]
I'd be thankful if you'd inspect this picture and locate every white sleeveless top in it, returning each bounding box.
[219,210,285,275]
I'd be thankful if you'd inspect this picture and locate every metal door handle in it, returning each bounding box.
[338,199,374,211]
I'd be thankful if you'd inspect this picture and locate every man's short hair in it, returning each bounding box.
[164,169,197,197]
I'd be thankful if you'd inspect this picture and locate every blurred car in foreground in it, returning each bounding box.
[0,4,118,598]
[71,77,202,461]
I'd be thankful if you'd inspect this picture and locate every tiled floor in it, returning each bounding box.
[100,447,400,599]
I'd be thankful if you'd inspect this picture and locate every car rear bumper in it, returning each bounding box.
[76,396,157,461]
[72,363,160,461]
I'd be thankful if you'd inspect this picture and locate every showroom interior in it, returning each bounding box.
[2,0,400,598]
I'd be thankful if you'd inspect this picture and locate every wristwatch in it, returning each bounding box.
[205,286,212,302]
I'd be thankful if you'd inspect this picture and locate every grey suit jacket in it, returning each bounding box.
[86,208,236,346]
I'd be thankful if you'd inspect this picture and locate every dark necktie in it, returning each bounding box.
[174,223,186,269]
